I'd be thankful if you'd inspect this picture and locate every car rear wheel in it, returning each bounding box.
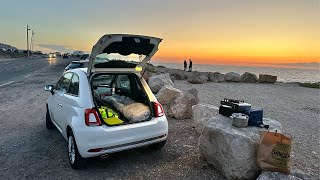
[46,106,54,129]
[68,131,86,169]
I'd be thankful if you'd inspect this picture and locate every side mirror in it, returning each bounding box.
[44,85,54,94]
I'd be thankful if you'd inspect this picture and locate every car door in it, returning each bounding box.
[51,72,73,131]
[58,73,81,133]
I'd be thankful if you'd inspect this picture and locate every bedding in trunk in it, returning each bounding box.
[101,94,151,123]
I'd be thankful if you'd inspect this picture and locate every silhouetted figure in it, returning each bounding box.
[184,60,187,71]
[188,59,193,72]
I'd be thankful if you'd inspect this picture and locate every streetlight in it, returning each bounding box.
[26,25,31,57]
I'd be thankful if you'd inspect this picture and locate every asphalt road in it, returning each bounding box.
[0,57,224,179]
[0,57,69,86]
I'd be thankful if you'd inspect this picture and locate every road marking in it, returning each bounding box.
[24,74,32,77]
[0,81,14,87]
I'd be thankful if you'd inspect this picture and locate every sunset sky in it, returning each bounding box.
[0,0,319,65]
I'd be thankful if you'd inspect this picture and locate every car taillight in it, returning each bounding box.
[153,102,164,117]
[85,108,102,126]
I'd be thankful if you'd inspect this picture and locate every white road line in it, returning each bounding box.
[24,74,32,77]
[0,81,14,87]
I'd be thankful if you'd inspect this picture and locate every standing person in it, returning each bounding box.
[189,59,193,72]
[184,60,187,71]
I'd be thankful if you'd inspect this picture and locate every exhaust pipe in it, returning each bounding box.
[101,154,109,159]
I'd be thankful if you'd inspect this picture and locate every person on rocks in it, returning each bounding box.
[189,59,193,72]
[184,60,187,71]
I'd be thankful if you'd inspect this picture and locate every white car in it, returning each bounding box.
[44,34,168,169]
[49,53,56,58]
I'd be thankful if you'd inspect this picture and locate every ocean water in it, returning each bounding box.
[152,62,320,83]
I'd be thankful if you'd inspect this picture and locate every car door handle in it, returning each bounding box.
[58,103,63,107]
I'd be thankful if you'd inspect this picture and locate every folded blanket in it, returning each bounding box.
[102,94,151,122]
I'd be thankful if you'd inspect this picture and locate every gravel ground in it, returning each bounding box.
[174,80,320,176]
[0,60,224,180]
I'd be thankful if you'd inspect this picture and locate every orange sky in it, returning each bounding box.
[1,0,319,66]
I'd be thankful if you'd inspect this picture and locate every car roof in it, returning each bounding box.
[78,68,88,74]
[71,60,89,63]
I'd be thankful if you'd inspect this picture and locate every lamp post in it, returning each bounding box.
[26,25,31,57]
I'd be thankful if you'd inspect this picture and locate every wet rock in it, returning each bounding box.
[259,74,277,83]
[156,85,182,105]
[241,72,258,83]
[208,72,225,83]
[192,104,219,133]
[148,73,174,93]
[225,72,241,82]
[168,88,199,119]
[199,115,282,180]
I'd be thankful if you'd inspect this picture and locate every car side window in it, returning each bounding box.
[55,73,73,93]
[68,74,79,96]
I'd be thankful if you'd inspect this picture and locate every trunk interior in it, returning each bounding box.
[91,73,153,126]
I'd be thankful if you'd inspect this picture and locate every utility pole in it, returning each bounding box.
[26,25,31,57]
[30,30,35,52]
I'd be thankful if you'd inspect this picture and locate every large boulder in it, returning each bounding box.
[145,63,156,73]
[208,72,225,82]
[225,72,241,82]
[148,73,174,93]
[168,69,187,80]
[257,170,313,180]
[156,85,182,105]
[168,88,199,119]
[199,115,282,180]
[241,72,258,83]
[142,71,156,82]
[187,72,206,84]
[192,104,219,133]
[259,74,277,83]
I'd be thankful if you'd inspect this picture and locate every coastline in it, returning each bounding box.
[152,62,320,83]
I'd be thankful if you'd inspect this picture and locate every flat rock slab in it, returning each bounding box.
[192,103,219,133]
[199,114,282,180]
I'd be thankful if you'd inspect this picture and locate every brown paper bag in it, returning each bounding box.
[257,130,292,174]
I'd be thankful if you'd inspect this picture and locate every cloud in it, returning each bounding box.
[37,44,76,53]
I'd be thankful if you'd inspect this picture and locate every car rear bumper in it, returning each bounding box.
[74,116,168,158]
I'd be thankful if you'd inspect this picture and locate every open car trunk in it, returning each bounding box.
[91,73,153,126]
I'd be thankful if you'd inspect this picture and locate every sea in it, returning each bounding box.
[152,62,320,83]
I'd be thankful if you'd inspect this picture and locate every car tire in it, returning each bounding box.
[68,131,86,169]
[46,106,55,129]
[151,140,166,150]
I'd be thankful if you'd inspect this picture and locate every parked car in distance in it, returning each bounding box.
[44,34,167,169]
[62,53,70,59]
[49,53,56,58]
[80,54,89,60]
[72,50,84,57]
[64,60,89,73]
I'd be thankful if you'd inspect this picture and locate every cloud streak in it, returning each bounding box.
[37,44,76,53]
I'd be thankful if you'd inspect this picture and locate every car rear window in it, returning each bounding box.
[67,62,83,69]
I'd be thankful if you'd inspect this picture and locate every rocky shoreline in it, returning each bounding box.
[144,63,319,179]
[144,63,278,85]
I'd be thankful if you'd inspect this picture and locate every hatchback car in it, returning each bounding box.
[44,34,168,169]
